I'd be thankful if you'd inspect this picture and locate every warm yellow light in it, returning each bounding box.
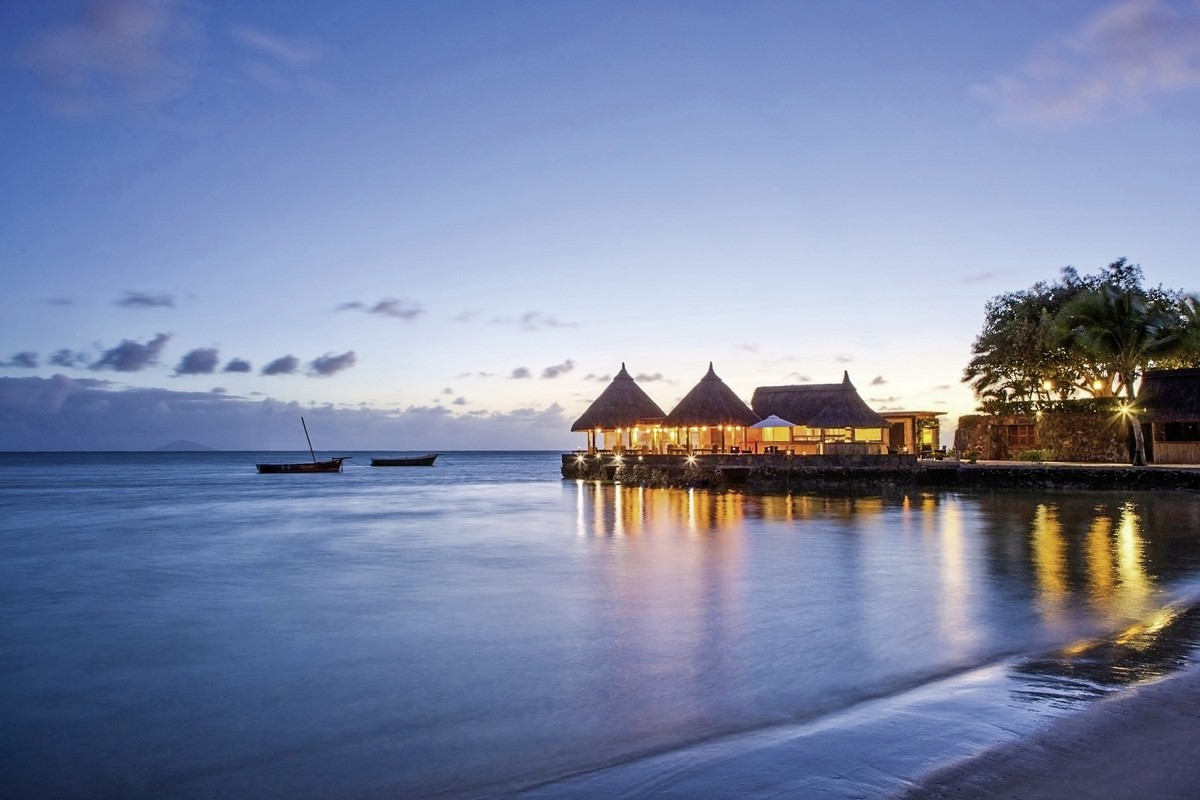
[1043,380,1053,390]
[1093,379,1104,390]
[686,455,696,465]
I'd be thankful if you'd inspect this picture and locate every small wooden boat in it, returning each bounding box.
[256,457,346,474]
[256,417,349,474]
[370,453,438,467]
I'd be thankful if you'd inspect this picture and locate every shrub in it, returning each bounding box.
[1016,448,1052,463]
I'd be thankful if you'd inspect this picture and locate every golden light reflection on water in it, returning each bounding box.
[936,501,978,651]
[574,482,902,538]
[574,483,1185,662]
[575,481,755,538]
[1028,498,1157,630]
[1030,504,1069,625]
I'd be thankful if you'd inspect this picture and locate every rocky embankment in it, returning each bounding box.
[562,455,1200,494]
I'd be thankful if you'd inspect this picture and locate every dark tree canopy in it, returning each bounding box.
[963,259,1200,413]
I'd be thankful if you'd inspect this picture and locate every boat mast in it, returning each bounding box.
[301,416,317,463]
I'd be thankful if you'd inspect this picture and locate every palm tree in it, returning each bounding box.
[1056,285,1188,465]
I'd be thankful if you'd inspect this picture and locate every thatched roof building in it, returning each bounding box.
[750,371,887,429]
[1137,368,1200,422]
[665,363,759,427]
[571,363,666,432]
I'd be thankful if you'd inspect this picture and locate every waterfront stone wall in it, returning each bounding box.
[562,454,1200,494]
[1036,410,1129,463]
[954,411,1128,463]
[925,464,1200,492]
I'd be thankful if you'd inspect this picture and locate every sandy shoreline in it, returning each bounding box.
[902,662,1200,799]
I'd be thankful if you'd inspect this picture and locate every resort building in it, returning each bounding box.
[569,363,667,454]
[954,368,1200,464]
[750,372,890,455]
[572,365,898,457]
[1138,368,1200,464]
[663,363,760,454]
[880,411,946,457]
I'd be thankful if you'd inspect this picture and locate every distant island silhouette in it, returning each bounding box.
[154,440,216,452]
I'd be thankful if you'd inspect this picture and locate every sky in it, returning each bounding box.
[2,0,1199,451]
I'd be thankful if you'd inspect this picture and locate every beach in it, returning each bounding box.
[903,663,1200,799]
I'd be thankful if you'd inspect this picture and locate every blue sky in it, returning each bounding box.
[3,0,1199,450]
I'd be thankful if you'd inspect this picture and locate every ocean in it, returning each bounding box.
[3,451,1200,799]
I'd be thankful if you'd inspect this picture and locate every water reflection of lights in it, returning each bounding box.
[1017,604,1200,693]
[1027,499,1156,629]
[1030,504,1069,624]
[1116,501,1151,605]
[573,482,756,538]
[937,501,977,651]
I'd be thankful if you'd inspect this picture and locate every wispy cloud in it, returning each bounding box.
[230,25,321,66]
[634,372,665,382]
[870,375,887,386]
[974,0,1200,126]
[309,351,356,376]
[961,271,998,284]
[511,367,532,379]
[2,352,39,369]
[18,0,203,116]
[230,23,325,93]
[541,360,575,379]
[224,358,252,373]
[337,297,423,320]
[92,332,171,372]
[50,349,91,368]
[117,291,175,308]
[493,312,579,331]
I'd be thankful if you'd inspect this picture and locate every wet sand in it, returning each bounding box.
[903,663,1200,799]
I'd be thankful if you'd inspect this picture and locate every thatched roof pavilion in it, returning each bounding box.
[571,363,666,432]
[750,371,887,429]
[1137,368,1200,422]
[665,363,759,427]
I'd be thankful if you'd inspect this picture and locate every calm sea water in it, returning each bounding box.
[3,451,1200,799]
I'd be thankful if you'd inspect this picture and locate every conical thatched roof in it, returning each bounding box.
[571,363,667,431]
[750,371,887,429]
[665,363,760,427]
[1137,368,1200,422]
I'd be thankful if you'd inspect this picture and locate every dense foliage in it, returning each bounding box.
[963,259,1200,415]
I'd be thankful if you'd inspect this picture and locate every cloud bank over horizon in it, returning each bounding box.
[0,375,575,451]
